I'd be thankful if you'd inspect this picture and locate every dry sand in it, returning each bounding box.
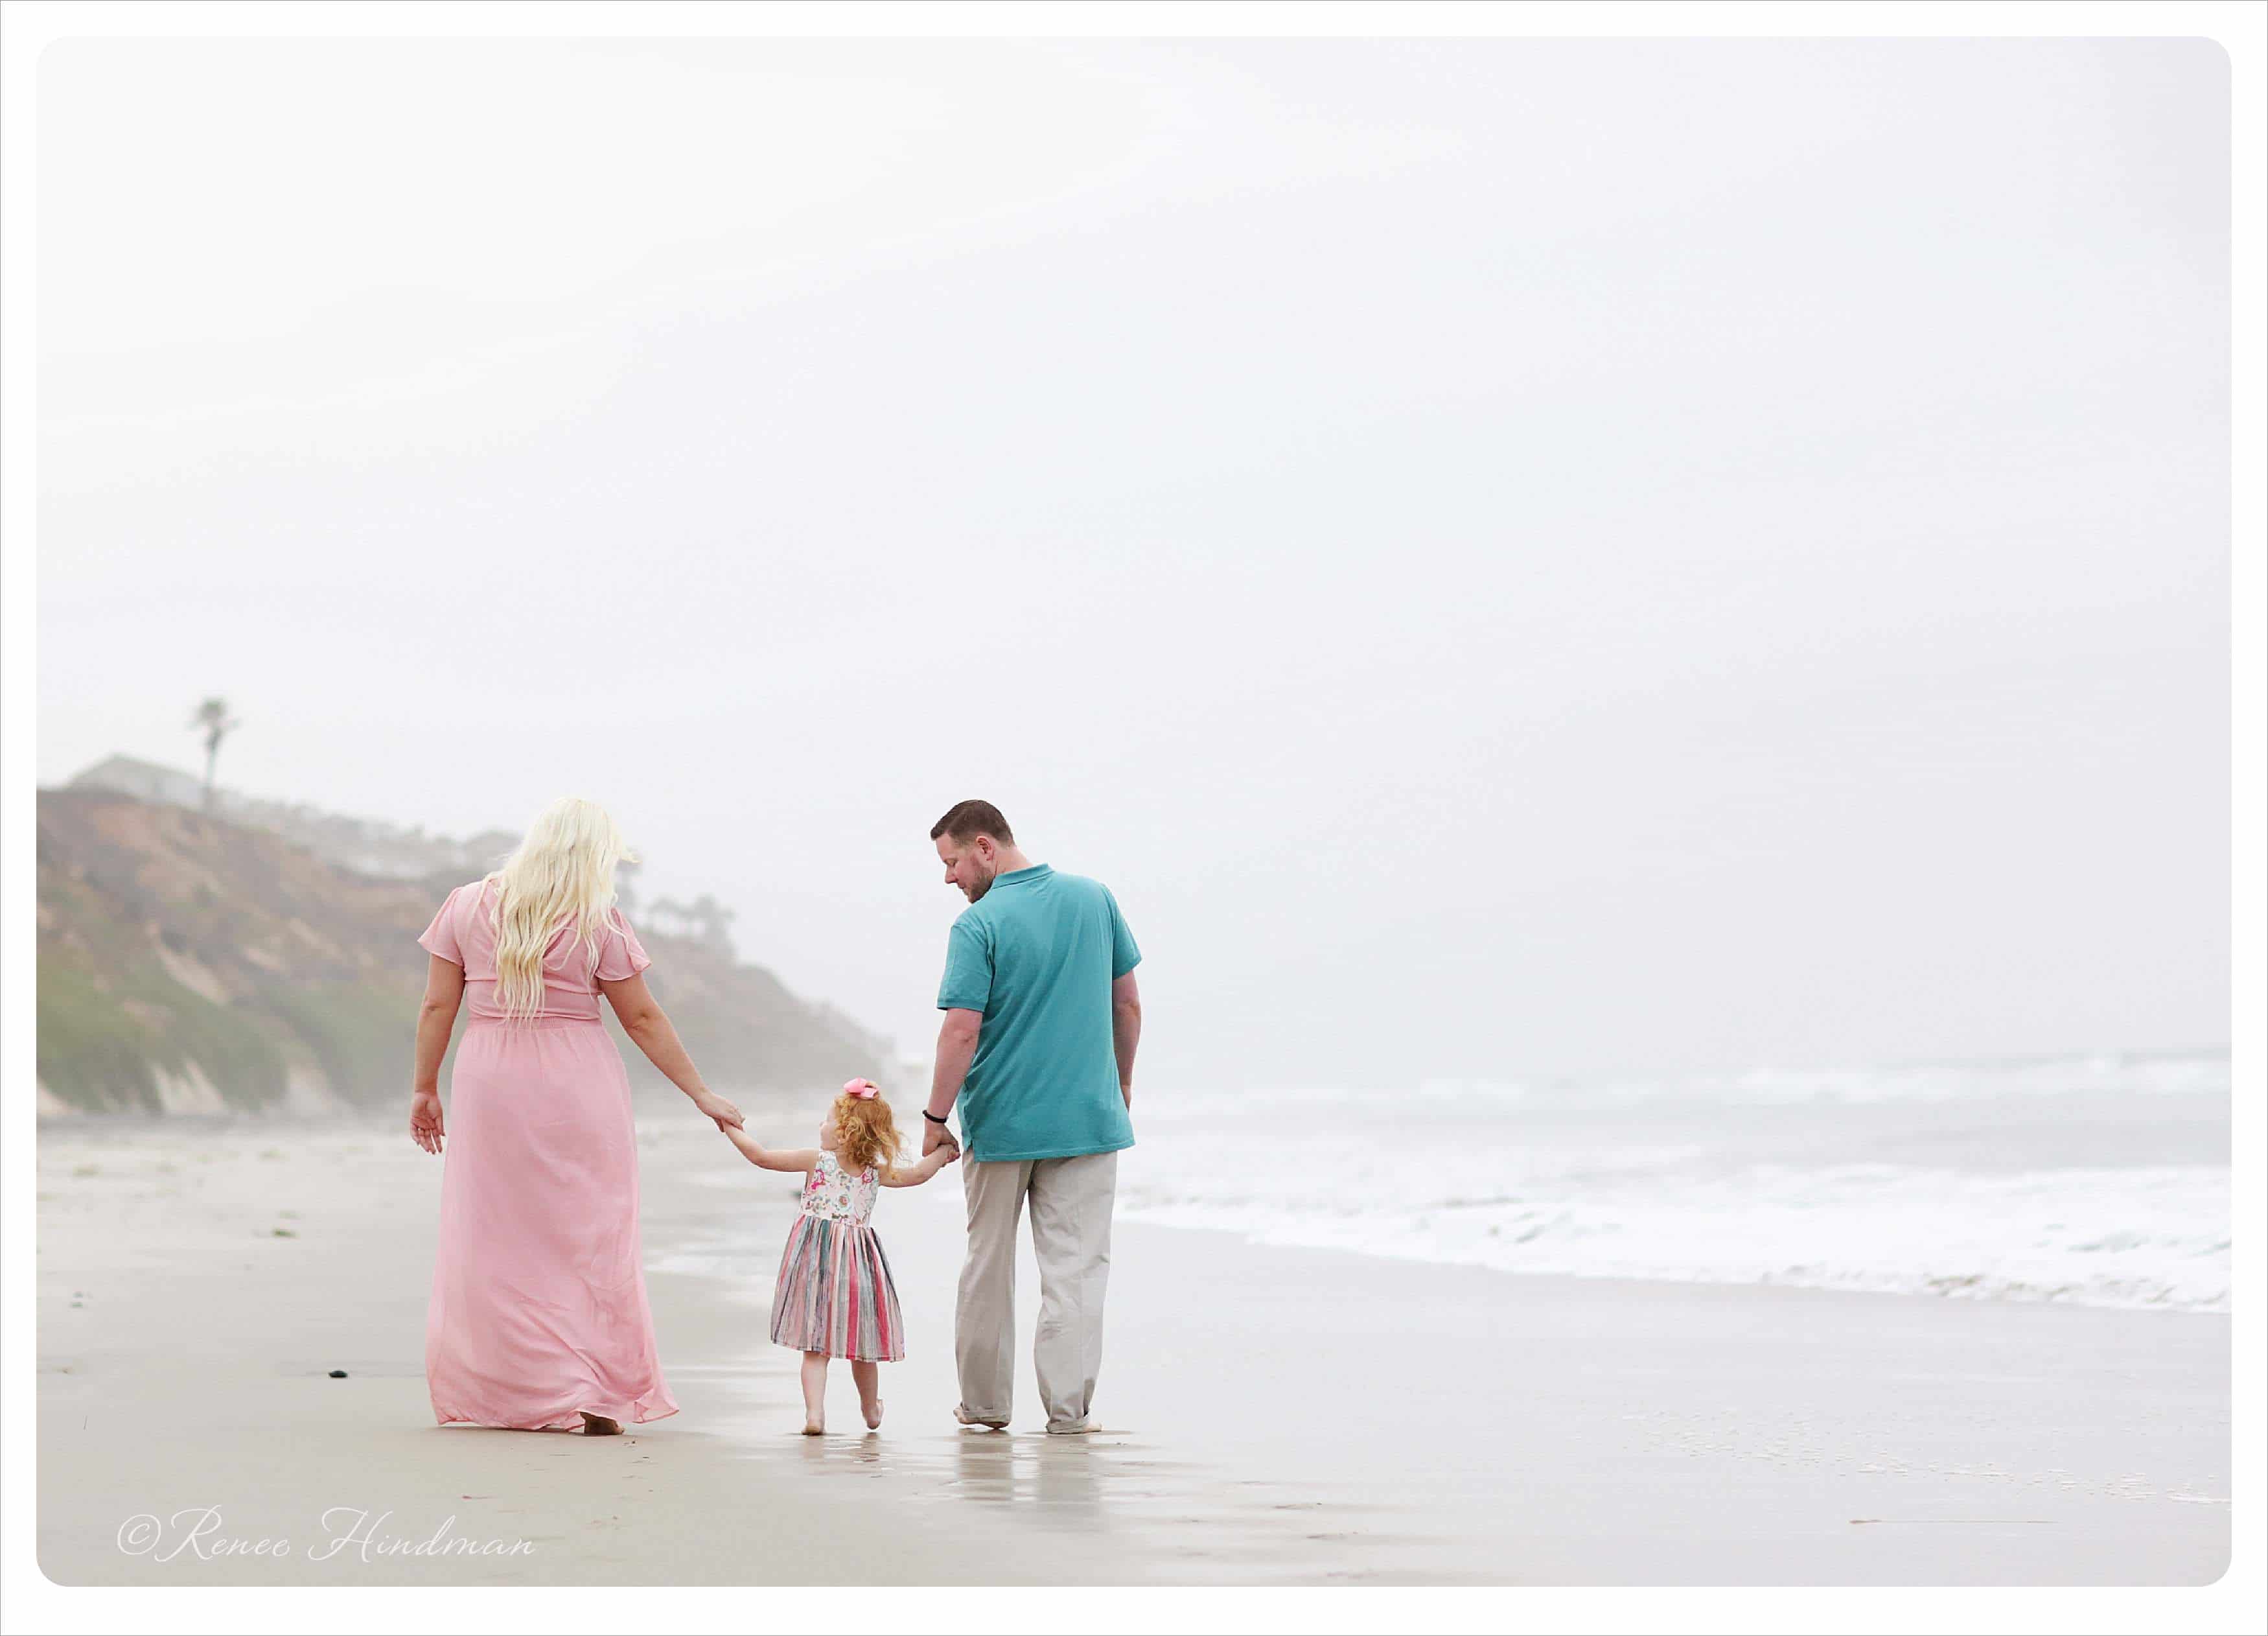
[34,1113,2231,1586]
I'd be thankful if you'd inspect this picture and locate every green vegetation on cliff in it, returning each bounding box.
[36,790,896,1114]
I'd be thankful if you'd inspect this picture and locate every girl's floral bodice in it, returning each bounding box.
[802,1149,879,1225]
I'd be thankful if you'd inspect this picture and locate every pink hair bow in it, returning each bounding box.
[842,1079,879,1100]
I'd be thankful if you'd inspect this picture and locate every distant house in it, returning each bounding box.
[62,754,512,883]
[68,754,211,810]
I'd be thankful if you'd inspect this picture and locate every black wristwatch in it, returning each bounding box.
[923,1110,950,1125]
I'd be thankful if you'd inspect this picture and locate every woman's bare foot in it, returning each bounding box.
[580,1412,623,1436]
[801,1416,825,1437]
[861,1396,884,1431]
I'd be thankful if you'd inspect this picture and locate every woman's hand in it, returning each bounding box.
[694,1090,745,1132]
[410,1088,445,1155]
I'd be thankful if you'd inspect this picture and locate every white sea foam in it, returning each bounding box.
[1115,1050,2230,1313]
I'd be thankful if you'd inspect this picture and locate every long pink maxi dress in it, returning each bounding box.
[417,880,680,1430]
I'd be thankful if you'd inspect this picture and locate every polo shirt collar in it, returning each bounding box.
[993,863,1052,886]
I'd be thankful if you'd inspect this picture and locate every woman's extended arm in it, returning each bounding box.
[596,972,745,1132]
[410,953,465,1154]
[881,1145,960,1187]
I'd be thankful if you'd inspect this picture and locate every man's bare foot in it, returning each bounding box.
[580,1412,623,1436]
[861,1396,885,1431]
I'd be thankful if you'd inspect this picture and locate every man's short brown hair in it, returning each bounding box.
[931,800,1014,847]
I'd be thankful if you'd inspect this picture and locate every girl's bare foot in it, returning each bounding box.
[862,1396,884,1431]
[580,1412,623,1436]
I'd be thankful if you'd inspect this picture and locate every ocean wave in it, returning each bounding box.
[1114,1065,2231,1313]
[1115,1167,2230,1313]
[1141,1048,2230,1114]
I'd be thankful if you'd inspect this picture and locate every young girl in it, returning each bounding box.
[721,1078,958,1434]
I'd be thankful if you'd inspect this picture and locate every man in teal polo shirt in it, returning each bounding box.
[921,799,1142,1435]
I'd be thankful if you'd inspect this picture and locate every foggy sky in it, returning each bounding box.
[36,38,2232,1088]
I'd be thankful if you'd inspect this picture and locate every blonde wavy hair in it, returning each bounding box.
[485,797,636,1023]
[831,1088,906,1179]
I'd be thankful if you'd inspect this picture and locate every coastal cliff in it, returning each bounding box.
[36,788,896,1116]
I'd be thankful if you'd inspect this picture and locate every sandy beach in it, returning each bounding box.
[34,1112,2230,1587]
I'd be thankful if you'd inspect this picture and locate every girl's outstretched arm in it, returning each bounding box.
[721,1124,820,1173]
[881,1144,960,1187]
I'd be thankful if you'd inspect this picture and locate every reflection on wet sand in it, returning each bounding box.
[766,1424,1115,1528]
[949,1432,1107,1528]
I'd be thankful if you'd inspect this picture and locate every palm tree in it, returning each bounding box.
[189,697,240,812]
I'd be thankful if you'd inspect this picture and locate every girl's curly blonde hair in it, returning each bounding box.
[832,1087,905,1179]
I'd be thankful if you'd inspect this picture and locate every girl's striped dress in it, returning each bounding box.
[769,1149,905,1361]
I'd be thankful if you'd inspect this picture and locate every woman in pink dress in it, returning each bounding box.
[406,797,744,1435]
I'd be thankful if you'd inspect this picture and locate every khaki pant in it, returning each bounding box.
[956,1150,1117,1433]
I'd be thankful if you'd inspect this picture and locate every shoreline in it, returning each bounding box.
[36,1114,2232,1586]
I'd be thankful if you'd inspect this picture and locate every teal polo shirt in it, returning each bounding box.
[936,864,1140,1163]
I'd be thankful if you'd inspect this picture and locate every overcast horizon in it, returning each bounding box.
[37,38,2232,1087]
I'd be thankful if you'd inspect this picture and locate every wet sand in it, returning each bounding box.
[34,1114,2231,1585]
